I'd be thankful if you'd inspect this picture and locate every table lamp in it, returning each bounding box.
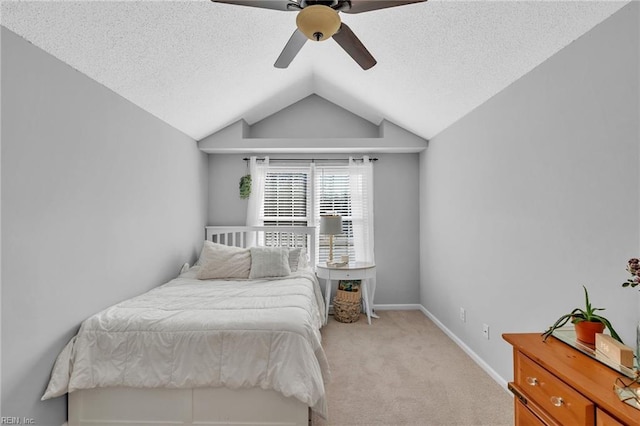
[319,214,342,265]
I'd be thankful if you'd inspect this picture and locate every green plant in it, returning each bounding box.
[239,174,251,199]
[542,286,623,343]
[622,258,640,290]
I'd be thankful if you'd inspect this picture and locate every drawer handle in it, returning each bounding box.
[550,396,564,407]
[526,377,538,386]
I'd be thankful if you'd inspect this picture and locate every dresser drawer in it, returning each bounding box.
[596,408,625,426]
[515,399,547,426]
[516,353,594,425]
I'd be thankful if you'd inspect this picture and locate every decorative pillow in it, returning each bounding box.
[196,241,251,280]
[288,247,309,272]
[298,247,309,269]
[288,248,302,272]
[249,246,291,279]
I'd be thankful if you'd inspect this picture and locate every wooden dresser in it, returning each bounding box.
[503,333,639,426]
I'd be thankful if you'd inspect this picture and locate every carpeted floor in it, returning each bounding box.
[312,310,513,426]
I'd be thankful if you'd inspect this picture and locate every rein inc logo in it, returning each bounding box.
[0,418,35,425]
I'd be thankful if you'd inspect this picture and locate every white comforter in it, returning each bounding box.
[42,267,330,417]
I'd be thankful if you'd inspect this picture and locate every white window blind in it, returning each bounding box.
[261,167,311,248]
[262,168,310,226]
[315,168,354,264]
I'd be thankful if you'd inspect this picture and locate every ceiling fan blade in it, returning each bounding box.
[342,0,426,14]
[332,23,376,70]
[274,29,307,68]
[210,0,299,12]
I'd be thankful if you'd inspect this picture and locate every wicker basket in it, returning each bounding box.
[333,289,362,323]
[336,289,361,303]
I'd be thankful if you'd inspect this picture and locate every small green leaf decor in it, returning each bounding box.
[239,174,251,199]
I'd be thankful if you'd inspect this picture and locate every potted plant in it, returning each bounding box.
[542,286,623,345]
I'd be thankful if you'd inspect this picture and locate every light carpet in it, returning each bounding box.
[312,310,514,426]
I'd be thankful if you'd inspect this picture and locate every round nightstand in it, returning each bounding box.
[316,262,376,325]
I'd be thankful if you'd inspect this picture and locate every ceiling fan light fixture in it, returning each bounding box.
[296,5,341,41]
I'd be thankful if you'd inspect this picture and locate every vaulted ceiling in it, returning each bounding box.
[1,0,629,142]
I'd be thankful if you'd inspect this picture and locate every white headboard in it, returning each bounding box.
[205,226,316,265]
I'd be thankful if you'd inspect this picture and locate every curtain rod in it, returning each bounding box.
[242,157,378,162]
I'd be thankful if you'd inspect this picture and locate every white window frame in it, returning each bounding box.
[259,164,355,265]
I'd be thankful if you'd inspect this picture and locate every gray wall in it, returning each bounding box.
[248,94,379,138]
[1,27,208,423]
[208,152,421,306]
[420,2,639,384]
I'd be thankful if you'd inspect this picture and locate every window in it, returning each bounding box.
[315,168,354,263]
[249,157,374,266]
[260,167,311,248]
[263,169,309,228]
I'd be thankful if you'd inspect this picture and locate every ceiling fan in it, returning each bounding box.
[211,0,427,70]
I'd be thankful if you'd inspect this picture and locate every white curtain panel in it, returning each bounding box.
[308,162,321,265]
[246,156,269,246]
[349,156,377,309]
[349,156,375,262]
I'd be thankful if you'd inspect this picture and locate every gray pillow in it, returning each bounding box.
[249,246,291,279]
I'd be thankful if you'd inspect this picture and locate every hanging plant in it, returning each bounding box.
[239,174,252,199]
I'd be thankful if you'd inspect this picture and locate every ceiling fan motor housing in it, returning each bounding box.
[299,0,340,8]
[296,4,341,41]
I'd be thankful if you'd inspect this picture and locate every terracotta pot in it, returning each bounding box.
[574,320,605,344]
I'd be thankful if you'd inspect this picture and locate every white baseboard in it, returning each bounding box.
[62,423,68,426]
[418,305,510,394]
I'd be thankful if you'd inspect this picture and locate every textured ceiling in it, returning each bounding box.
[1,0,630,141]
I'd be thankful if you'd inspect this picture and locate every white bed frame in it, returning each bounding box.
[205,225,316,263]
[68,226,318,426]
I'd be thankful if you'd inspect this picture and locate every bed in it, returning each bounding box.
[42,226,329,426]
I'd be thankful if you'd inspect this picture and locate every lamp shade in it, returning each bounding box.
[296,5,341,41]
[319,215,342,235]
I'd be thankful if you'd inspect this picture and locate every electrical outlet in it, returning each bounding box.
[482,324,490,340]
[459,307,466,323]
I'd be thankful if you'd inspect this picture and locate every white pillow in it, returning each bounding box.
[196,241,251,280]
[287,247,309,272]
[298,247,309,269]
[288,248,301,272]
[249,246,291,279]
